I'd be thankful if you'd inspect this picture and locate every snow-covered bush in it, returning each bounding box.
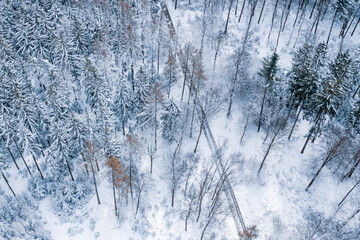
[0,193,50,239]
[55,181,89,216]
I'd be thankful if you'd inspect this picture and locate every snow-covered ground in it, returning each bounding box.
[1,0,360,239]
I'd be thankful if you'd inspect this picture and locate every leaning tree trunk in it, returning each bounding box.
[305,137,347,190]
[81,152,89,176]
[14,140,31,175]
[65,159,75,181]
[338,179,360,207]
[1,136,19,170]
[258,125,281,174]
[238,0,246,23]
[268,0,280,41]
[258,87,268,132]
[344,149,360,179]
[351,15,360,36]
[326,9,338,44]
[1,170,16,197]
[301,133,312,154]
[224,0,234,34]
[31,153,44,180]
[288,105,302,140]
[258,0,267,24]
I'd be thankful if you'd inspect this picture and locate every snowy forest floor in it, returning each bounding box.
[1,0,360,239]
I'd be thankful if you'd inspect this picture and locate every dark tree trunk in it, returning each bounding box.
[14,140,31,175]
[352,84,360,98]
[326,9,338,44]
[282,98,295,130]
[258,125,281,173]
[351,15,360,36]
[194,123,203,153]
[224,0,234,34]
[31,153,44,180]
[112,172,117,216]
[288,105,301,140]
[338,179,360,207]
[282,0,293,31]
[258,87,267,132]
[175,0,178,9]
[1,171,16,197]
[344,149,360,179]
[306,137,347,190]
[65,159,74,181]
[275,2,287,51]
[301,133,311,154]
[235,0,239,15]
[90,155,101,205]
[258,0,266,24]
[1,136,19,170]
[171,188,175,207]
[238,0,246,23]
[268,0,279,41]
[135,182,144,219]
[309,0,318,19]
[240,113,250,143]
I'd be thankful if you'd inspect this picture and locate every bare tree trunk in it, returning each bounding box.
[94,156,100,171]
[185,198,194,231]
[293,0,303,27]
[309,0,318,19]
[282,98,295,130]
[258,125,281,173]
[352,84,360,98]
[351,15,360,36]
[81,152,89,176]
[288,106,301,140]
[282,0,293,31]
[338,179,360,207]
[14,140,31,175]
[275,2,287,51]
[31,153,44,180]
[344,149,360,179]
[171,188,175,207]
[1,170,16,197]
[235,0,239,15]
[268,0,279,41]
[112,172,117,216]
[240,113,249,143]
[194,123,203,153]
[326,10,337,45]
[238,0,246,23]
[258,87,267,132]
[227,58,241,117]
[200,210,216,240]
[301,133,311,154]
[175,0,178,9]
[306,137,347,190]
[135,182,144,219]
[65,159,75,181]
[258,0,267,24]
[1,136,19,170]
[90,155,101,205]
[224,0,234,34]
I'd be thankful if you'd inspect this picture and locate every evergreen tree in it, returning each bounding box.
[82,58,110,112]
[113,75,133,135]
[161,100,181,143]
[257,52,280,132]
[301,51,353,153]
[288,43,327,139]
